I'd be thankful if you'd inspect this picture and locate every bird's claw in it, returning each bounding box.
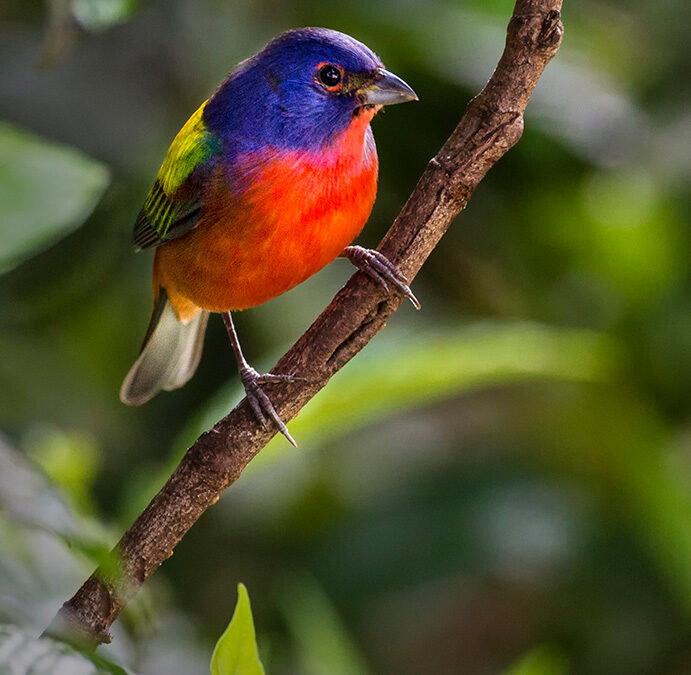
[344,245,421,309]
[239,366,299,447]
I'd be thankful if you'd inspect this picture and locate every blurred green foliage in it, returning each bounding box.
[0,123,109,274]
[0,625,132,674]
[504,645,568,675]
[0,0,689,673]
[276,575,370,675]
[71,0,138,33]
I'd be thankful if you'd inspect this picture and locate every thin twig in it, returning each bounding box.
[46,0,563,645]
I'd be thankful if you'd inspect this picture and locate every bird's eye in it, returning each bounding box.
[318,64,343,89]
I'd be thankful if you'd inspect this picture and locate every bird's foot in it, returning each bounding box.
[343,245,421,309]
[239,366,300,447]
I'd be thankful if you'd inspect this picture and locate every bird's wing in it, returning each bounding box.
[133,100,222,251]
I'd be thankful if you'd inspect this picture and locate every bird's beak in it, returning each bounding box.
[358,68,418,107]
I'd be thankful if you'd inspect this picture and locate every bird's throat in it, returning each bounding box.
[318,105,378,168]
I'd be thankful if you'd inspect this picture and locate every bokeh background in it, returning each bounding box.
[1,0,690,673]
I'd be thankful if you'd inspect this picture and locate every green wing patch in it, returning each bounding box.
[133,100,221,251]
[133,180,200,250]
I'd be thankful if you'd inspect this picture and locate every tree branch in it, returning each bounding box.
[47,0,563,645]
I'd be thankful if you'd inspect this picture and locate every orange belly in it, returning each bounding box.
[154,112,379,321]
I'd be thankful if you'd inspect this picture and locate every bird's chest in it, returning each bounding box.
[250,137,378,263]
[236,141,378,301]
[177,122,379,310]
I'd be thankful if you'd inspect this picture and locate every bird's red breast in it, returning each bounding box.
[153,108,379,321]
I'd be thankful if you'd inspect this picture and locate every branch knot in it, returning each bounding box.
[537,9,563,49]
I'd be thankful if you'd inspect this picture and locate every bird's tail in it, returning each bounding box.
[120,289,209,406]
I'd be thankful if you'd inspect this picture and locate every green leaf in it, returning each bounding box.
[211,584,266,675]
[0,122,110,274]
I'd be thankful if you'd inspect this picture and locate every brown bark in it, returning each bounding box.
[47,0,563,645]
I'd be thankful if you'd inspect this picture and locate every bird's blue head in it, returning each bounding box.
[204,28,417,152]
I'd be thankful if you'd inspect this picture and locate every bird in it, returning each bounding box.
[120,27,419,446]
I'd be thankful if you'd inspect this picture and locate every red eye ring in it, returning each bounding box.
[316,62,344,91]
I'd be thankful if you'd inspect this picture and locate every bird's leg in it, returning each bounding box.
[222,312,298,447]
[341,245,421,309]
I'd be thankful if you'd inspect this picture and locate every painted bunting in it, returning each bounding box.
[120,28,419,445]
